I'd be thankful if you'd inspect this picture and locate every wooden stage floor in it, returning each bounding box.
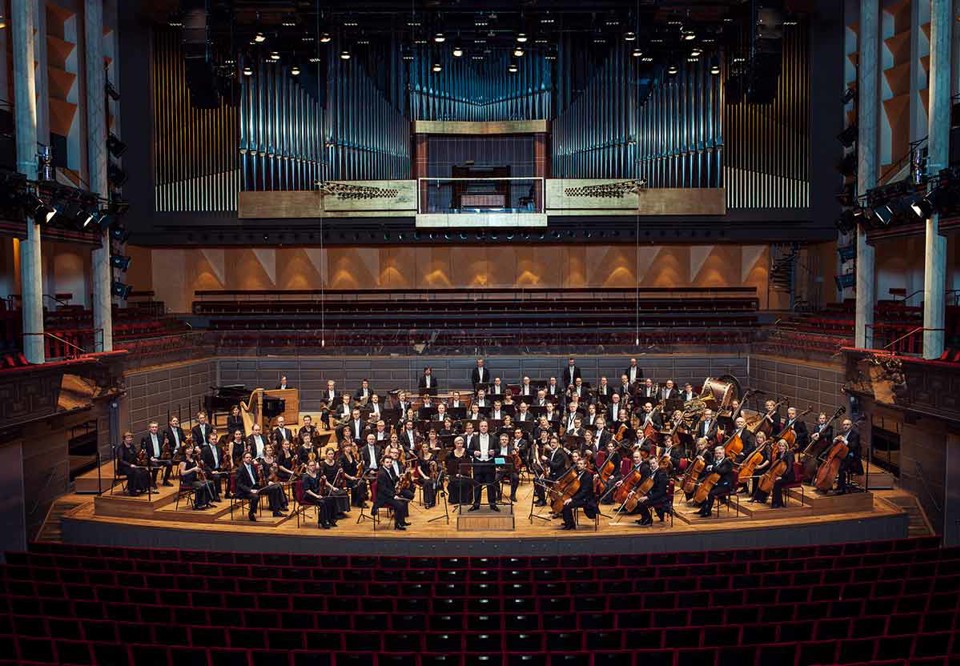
[58,467,911,555]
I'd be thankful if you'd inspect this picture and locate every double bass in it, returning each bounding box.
[750,399,785,436]
[814,436,849,492]
[776,407,813,449]
[801,407,846,481]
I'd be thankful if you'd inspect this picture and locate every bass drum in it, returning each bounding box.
[699,376,741,414]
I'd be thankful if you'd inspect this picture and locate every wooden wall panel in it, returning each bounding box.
[326,248,380,289]
[641,246,689,287]
[449,247,491,288]
[277,249,323,290]
[415,248,454,289]
[584,246,636,287]
[562,245,587,288]
[380,247,416,290]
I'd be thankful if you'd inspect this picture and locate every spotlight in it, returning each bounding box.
[910,190,938,219]
[690,48,702,57]
[339,49,351,60]
[432,62,442,72]
[22,192,55,223]
[107,133,126,158]
[682,29,696,41]
[320,32,332,43]
[710,59,721,75]
[624,31,636,41]
[269,51,280,61]
[631,47,643,58]
[508,62,519,73]
[434,32,445,43]
[291,65,301,76]
[110,255,132,272]
[111,281,132,299]
[513,46,524,57]
[837,123,858,148]
[667,64,678,75]
[110,225,130,243]
[108,163,127,187]
[452,43,464,57]
[836,153,857,177]
[105,81,121,101]
[516,32,528,43]
[91,211,113,231]
[842,87,856,104]
[254,32,266,43]
[242,66,253,76]
[835,273,856,290]
[872,204,894,226]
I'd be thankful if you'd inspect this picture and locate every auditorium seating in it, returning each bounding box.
[0,537,954,665]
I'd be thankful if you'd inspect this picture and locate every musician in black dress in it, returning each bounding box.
[560,457,598,530]
[226,405,245,438]
[339,442,367,508]
[374,452,410,530]
[445,437,472,506]
[301,460,338,529]
[320,447,350,517]
[752,439,794,508]
[636,456,671,525]
[117,432,150,496]
[297,432,316,466]
[739,430,770,497]
[178,446,219,510]
[276,440,297,482]
[698,446,735,518]
[417,442,440,509]
[228,429,247,468]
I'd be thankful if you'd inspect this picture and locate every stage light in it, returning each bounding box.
[91,211,113,231]
[837,123,858,148]
[624,31,636,41]
[835,273,856,290]
[872,204,894,226]
[631,48,642,58]
[269,51,280,61]
[516,32,528,43]
[513,46,524,57]
[339,49,351,60]
[508,62,518,73]
[254,32,266,43]
[452,43,464,57]
[110,225,130,243]
[690,47,702,57]
[434,32,445,43]
[0,14,6,29]
[710,58,721,75]
[682,29,696,41]
[667,64,678,75]
[110,255,132,271]
[111,281,132,299]
[243,65,253,76]
[432,62,442,72]
[22,192,55,223]
[108,163,127,187]
[291,65,301,76]
[107,133,127,158]
[320,32,332,43]
[842,87,856,104]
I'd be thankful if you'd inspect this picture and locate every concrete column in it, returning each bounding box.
[922,0,953,360]
[854,0,879,349]
[85,0,113,352]
[13,0,45,364]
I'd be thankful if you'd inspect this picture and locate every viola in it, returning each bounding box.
[549,467,581,515]
[814,437,849,491]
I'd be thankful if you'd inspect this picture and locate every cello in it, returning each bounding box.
[692,467,721,504]
[814,436,849,492]
[801,407,846,481]
[720,428,745,459]
[736,441,768,485]
[750,399,785,436]
[549,467,581,515]
[757,447,789,495]
[593,454,619,496]
[681,454,707,496]
[775,407,813,449]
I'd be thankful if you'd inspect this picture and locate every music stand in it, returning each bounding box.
[448,407,467,420]
[528,472,553,523]
[426,468,450,524]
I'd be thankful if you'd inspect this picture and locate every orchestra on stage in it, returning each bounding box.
[116,357,864,532]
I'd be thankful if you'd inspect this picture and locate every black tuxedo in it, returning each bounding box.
[700,456,735,515]
[140,432,172,484]
[117,444,150,494]
[660,388,677,402]
[681,391,697,402]
[349,419,365,443]
[781,419,808,449]
[545,447,570,480]
[360,443,382,471]
[354,387,373,401]
[638,469,670,523]
[470,434,498,508]
[639,411,663,430]
[696,418,719,442]
[272,427,293,448]
[418,374,438,393]
[200,443,228,495]
[471,367,489,388]
[624,366,643,384]
[607,402,626,424]
[164,426,186,451]
[563,365,582,388]
[837,429,863,492]
[561,469,598,527]
[374,466,408,527]
[236,462,285,517]
[191,423,212,450]
[247,433,269,459]
[616,384,632,398]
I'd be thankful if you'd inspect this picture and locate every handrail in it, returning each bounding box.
[880,326,923,352]
[42,294,71,308]
[913,460,942,514]
[878,136,927,185]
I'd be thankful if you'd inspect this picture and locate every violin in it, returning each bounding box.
[136,447,148,467]
[814,436,849,491]
[160,435,173,461]
[548,467,580,515]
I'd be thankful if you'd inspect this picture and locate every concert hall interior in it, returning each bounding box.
[1,0,960,663]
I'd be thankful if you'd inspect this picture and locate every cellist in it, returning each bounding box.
[736,430,770,497]
[781,407,809,451]
[697,446,735,518]
[751,439,794,508]
[559,457,598,531]
[613,449,651,517]
[834,419,862,495]
[635,456,671,526]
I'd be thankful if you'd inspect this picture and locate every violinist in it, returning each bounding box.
[235,452,284,520]
[534,435,568,507]
[469,420,498,512]
[697,446,735,518]
[140,421,174,487]
[495,432,519,503]
[247,424,268,461]
[376,452,411,530]
[635,456,671,526]
[320,447,350,518]
[178,445,219,510]
[416,442,440,509]
[423,428,443,455]
[301,460,338,529]
[201,431,230,498]
[164,416,186,452]
[560,457,598,531]
[398,420,420,454]
[581,428,598,456]
[297,432,317,465]
[739,430,770,496]
[276,440,297,482]
[387,446,416,502]
[118,432,151,496]
[728,416,756,452]
[440,416,458,438]
[296,415,318,446]
[339,442,367,508]
[445,436,472,505]
[835,419,862,495]
[752,439,794,508]
[228,429,247,468]
[272,416,294,449]
[659,434,682,472]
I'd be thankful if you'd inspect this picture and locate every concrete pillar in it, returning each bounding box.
[854,0,879,349]
[13,0,45,364]
[85,0,113,352]
[922,0,953,360]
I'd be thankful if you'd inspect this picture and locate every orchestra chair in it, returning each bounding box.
[711,486,740,518]
[572,507,600,532]
[356,478,386,531]
[227,473,263,520]
[172,474,197,512]
[108,446,127,496]
[662,480,676,527]
[780,462,806,507]
[292,480,316,528]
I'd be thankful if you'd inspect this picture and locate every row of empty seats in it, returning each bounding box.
[0,538,952,665]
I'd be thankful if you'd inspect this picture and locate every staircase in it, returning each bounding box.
[883,493,937,539]
[770,243,799,293]
[35,499,82,543]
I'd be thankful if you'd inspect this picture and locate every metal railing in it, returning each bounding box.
[417,177,545,216]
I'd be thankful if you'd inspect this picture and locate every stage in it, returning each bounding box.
[59,467,910,556]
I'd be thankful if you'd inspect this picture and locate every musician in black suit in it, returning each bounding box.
[698,447,735,517]
[469,420,499,511]
[563,358,582,388]
[636,457,671,525]
[695,409,719,442]
[191,412,212,454]
[418,367,438,394]
[639,402,663,430]
[272,416,294,449]
[659,380,678,402]
[297,415,318,446]
[235,451,286,521]
[560,457,598,530]
[638,379,657,401]
[680,383,697,402]
[780,407,809,451]
[373,453,409,530]
[360,434,382,473]
[301,460,338,529]
[117,432,150,496]
[164,416,187,453]
[398,421,420,453]
[140,422,173,486]
[276,376,291,390]
[752,440,795,508]
[247,424,269,460]
[595,377,612,400]
[354,379,373,402]
[471,359,490,389]
[624,358,643,385]
[616,375,632,398]
[607,393,626,424]
[322,380,338,406]
[835,419,862,494]
[347,408,365,443]
[494,432,520,502]
[726,416,756,453]
[200,432,230,497]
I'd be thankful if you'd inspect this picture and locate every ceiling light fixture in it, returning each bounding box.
[508,62,518,73]
[432,62,442,72]
[516,32,528,43]
[339,49,351,60]
[319,32,332,43]
[624,31,636,41]
[291,65,301,76]
[631,47,642,58]
[434,32,445,43]
[254,32,266,43]
[452,43,464,57]
[513,46,524,57]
